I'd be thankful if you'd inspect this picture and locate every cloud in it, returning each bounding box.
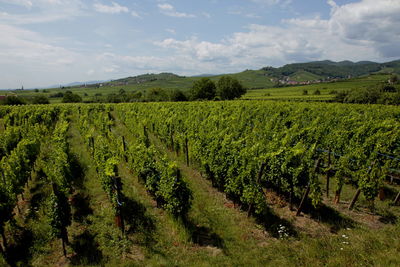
[0,24,87,88]
[158,3,195,18]
[94,2,129,14]
[131,10,141,18]
[153,0,400,72]
[166,28,176,34]
[0,0,85,24]
[0,0,33,8]
[328,0,400,57]
[250,0,292,7]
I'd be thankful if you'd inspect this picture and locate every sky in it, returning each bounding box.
[1,0,400,89]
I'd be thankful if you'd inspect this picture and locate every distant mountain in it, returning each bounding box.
[63,80,109,87]
[43,80,109,89]
[110,73,183,85]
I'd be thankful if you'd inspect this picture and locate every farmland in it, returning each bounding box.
[0,101,399,266]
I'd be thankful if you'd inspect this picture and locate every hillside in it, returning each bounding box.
[2,59,399,104]
[106,59,400,90]
[262,60,400,81]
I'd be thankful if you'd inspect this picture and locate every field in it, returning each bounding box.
[0,101,399,266]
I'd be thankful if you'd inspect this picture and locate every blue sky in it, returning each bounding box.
[1,0,399,89]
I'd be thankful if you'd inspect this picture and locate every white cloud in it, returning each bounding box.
[0,0,33,8]
[0,0,85,24]
[166,28,176,35]
[87,69,95,75]
[250,0,292,7]
[0,24,88,88]
[153,0,400,72]
[94,2,129,14]
[202,12,211,18]
[328,0,400,57]
[131,10,141,18]
[158,3,195,18]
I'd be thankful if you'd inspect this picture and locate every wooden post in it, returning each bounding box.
[122,136,126,152]
[113,174,125,234]
[326,150,331,198]
[394,191,400,205]
[348,188,361,210]
[296,184,310,216]
[334,185,342,204]
[185,137,189,166]
[247,204,253,217]
[170,131,174,151]
[289,184,294,211]
[0,229,7,251]
[62,238,67,257]
[349,161,376,210]
[378,187,385,201]
[122,136,128,162]
[296,158,320,216]
[89,136,94,156]
[0,241,4,255]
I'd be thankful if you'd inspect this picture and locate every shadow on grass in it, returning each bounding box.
[4,226,33,267]
[378,210,398,224]
[254,207,298,239]
[69,153,85,189]
[70,230,103,266]
[302,201,356,233]
[121,196,157,248]
[26,180,46,221]
[182,217,225,249]
[71,192,93,223]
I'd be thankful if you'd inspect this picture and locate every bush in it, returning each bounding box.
[314,89,321,95]
[302,90,308,95]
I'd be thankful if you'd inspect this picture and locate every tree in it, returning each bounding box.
[190,78,216,100]
[62,91,82,103]
[1,96,26,105]
[146,88,168,102]
[32,95,50,104]
[170,89,188,102]
[216,76,246,100]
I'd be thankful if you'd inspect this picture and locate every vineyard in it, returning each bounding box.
[0,101,400,266]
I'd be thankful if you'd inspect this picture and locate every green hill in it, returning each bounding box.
[3,59,400,103]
